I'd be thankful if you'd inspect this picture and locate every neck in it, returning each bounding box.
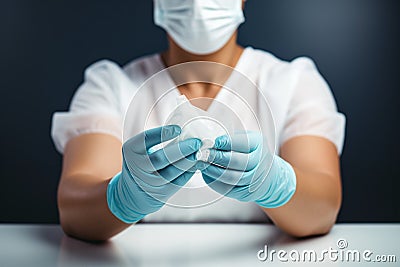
[161,32,244,68]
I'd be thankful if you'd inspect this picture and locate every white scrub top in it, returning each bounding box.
[51,47,346,223]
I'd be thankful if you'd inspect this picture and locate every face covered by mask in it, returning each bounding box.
[154,0,245,55]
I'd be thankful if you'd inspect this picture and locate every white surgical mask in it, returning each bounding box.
[154,0,245,55]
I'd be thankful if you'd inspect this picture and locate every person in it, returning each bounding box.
[51,0,346,242]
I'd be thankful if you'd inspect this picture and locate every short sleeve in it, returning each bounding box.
[51,60,132,153]
[279,58,346,154]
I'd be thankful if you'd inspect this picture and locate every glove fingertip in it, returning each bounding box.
[162,125,181,140]
[214,135,229,149]
[202,174,215,185]
[168,124,182,135]
[186,138,202,150]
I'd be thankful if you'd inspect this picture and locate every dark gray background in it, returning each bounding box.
[1,0,399,223]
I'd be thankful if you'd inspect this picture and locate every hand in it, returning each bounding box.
[200,131,296,208]
[107,125,202,223]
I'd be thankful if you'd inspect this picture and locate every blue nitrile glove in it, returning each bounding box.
[107,125,202,223]
[200,131,296,208]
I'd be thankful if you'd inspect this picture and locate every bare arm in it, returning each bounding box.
[263,136,342,238]
[58,133,130,242]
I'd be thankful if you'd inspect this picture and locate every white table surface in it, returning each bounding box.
[0,223,398,267]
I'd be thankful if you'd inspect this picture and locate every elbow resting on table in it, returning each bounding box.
[268,191,341,238]
[59,218,112,243]
[58,201,114,242]
[287,218,336,239]
[284,203,340,238]
[57,184,121,242]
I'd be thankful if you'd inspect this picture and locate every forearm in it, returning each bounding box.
[263,167,342,238]
[58,173,131,242]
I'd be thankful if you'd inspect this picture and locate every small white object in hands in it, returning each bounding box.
[167,95,232,162]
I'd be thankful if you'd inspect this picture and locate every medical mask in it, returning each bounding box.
[166,95,233,161]
[154,0,245,55]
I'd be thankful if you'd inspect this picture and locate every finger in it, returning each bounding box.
[214,131,262,153]
[201,164,255,186]
[133,171,195,202]
[207,149,260,171]
[170,168,197,187]
[146,138,201,171]
[157,153,198,182]
[202,174,241,198]
[203,174,254,201]
[138,170,195,202]
[126,154,197,187]
[124,125,181,154]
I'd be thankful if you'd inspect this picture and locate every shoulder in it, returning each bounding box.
[82,53,160,87]
[79,59,132,98]
[247,47,318,76]
[123,54,164,87]
[74,54,161,108]
[243,47,324,103]
[252,49,334,109]
[70,59,131,113]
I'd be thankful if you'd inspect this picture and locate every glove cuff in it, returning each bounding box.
[107,172,146,224]
[256,155,297,208]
